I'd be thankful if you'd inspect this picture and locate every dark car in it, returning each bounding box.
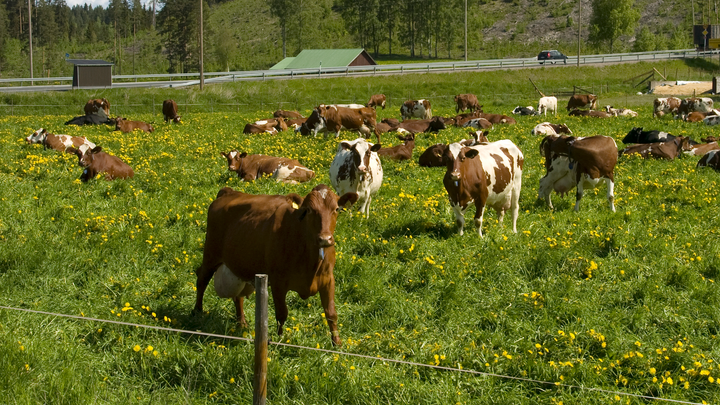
[538,50,568,64]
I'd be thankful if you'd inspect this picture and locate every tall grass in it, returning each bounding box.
[0,60,719,403]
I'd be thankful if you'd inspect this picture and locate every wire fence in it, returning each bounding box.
[0,304,706,404]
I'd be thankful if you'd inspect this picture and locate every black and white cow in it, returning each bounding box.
[622,127,676,144]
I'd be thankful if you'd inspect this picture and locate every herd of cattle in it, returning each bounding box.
[23,92,720,346]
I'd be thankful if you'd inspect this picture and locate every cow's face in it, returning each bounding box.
[443,144,479,181]
[299,109,324,135]
[26,128,47,144]
[114,117,125,130]
[297,185,358,248]
[222,150,247,173]
[341,140,381,173]
[428,116,446,132]
[74,146,102,168]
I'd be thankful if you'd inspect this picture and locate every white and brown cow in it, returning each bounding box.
[400,99,432,120]
[162,99,181,123]
[653,97,681,118]
[680,138,720,156]
[677,97,714,120]
[67,146,134,182]
[531,122,572,136]
[454,94,481,113]
[84,98,110,116]
[538,96,558,116]
[221,150,315,183]
[329,138,383,218]
[539,135,617,212]
[366,94,387,110]
[299,105,378,141]
[193,184,358,346]
[442,140,523,236]
[604,106,638,117]
[566,94,598,111]
[26,128,96,154]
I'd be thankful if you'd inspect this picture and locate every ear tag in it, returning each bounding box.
[568,162,574,169]
[319,248,325,260]
[83,169,88,175]
[454,180,459,187]
[292,202,299,209]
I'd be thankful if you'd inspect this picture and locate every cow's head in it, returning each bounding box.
[340,139,381,173]
[298,108,325,136]
[294,184,358,248]
[221,150,247,174]
[398,133,415,143]
[627,127,642,139]
[467,130,489,145]
[511,106,522,114]
[556,124,572,134]
[274,117,287,132]
[26,128,48,144]
[428,116,446,132]
[68,145,102,168]
[442,143,479,181]
[114,117,126,130]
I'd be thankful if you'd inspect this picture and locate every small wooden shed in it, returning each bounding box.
[67,59,113,89]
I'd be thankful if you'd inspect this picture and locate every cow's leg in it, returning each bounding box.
[232,297,247,328]
[318,276,341,346]
[605,177,616,212]
[363,196,372,218]
[451,203,466,236]
[574,178,585,212]
[271,287,289,337]
[473,204,486,237]
[193,262,221,315]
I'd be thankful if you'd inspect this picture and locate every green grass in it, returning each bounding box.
[1,59,720,403]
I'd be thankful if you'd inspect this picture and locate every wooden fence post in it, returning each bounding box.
[253,274,269,405]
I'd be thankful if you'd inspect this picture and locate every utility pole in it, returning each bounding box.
[152,0,156,28]
[199,0,204,90]
[28,0,33,81]
[464,0,467,61]
[577,0,581,67]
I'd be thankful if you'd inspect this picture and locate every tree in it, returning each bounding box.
[588,0,639,53]
[633,26,655,52]
[268,0,297,58]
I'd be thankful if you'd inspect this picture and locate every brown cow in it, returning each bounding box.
[162,99,181,123]
[366,94,387,109]
[25,128,96,153]
[568,109,612,118]
[273,110,304,119]
[395,116,446,134]
[680,138,720,156]
[114,117,154,133]
[477,113,516,125]
[531,122,572,136]
[193,185,358,346]
[84,98,110,116]
[454,94,481,113]
[67,146,134,182]
[697,150,720,169]
[539,135,617,211]
[221,150,315,183]
[618,137,685,160]
[418,134,486,168]
[377,134,415,161]
[300,105,378,141]
[566,94,598,111]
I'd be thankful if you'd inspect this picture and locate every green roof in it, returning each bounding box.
[269,49,375,70]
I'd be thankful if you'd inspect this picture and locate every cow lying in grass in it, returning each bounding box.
[67,146,134,182]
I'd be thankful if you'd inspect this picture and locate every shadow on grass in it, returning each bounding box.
[684,57,720,72]
[379,218,457,240]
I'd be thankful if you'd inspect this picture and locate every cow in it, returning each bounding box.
[686,111,710,122]
[193,184,358,346]
[680,138,720,156]
[67,146,134,182]
[677,97,714,120]
[418,133,488,168]
[697,150,720,170]
[653,97,681,118]
[299,105,378,141]
[334,104,366,109]
[568,109,612,118]
[477,113,516,125]
[453,112,482,127]
[25,128,96,153]
[538,96,558,116]
[463,118,493,130]
[253,118,288,132]
[381,118,401,127]
[377,134,415,161]
[243,118,286,135]
[329,138,383,218]
[539,135,617,212]
[162,99,181,123]
[442,140,523,236]
[622,127,675,144]
[454,94,481,113]
[286,118,308,131]
[604,106,638,117]
[221,151,315,183]
[273,110,304,119]
[566,94,597,111]
[704,115,720,126]
[400,99,432,120]
[618,137,685,160]
[65,108,112,126]
[114,117,154,133]
[531,122,572,136]
[366,94,387,110]
[84,98,110,116]
[511,106,539,116]
[395,116,447,133]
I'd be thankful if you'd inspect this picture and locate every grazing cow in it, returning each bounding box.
[463,117,493,130]
[604,106,638,117]
[400,99,432,120]
[477,113,516,125]
[221,151,315,183]
[531,122,572,136]
[67,146,134,182]
[193,184,358,346]
[568,109,612,118]
[537,96,558,116]
[697,150,720,169]
[366,94,387,110]
[539,135,617,211]
[680,138,720,156]
[329,138,383,218]
[394,116,446,134]
[162,100,181,123]
[511,106,539,116]
[84,98,110,116]
[442,140,523,236]
[622,127,675,144]
[454,94,481,113]
[377,134,415,161]
[25,128,96,153]
[566,94,598,111]
[653,97,681,118]
[619,137,685,160]
[273,110,304,119]
[114,117,154,133]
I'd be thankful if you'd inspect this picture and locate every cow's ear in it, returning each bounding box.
[340,142,351,150]
[221,152,228,158]
[370,143,382,152]
[286,193,303,210]
[465,149,479,159]
[91,146,102,154]
[67,147,78,155]
[337,193,358,210]
[239,152,248,158]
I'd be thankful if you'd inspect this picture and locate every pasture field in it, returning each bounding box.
[2,66,720,403]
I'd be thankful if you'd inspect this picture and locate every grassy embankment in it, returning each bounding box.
[1,59,720,403]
